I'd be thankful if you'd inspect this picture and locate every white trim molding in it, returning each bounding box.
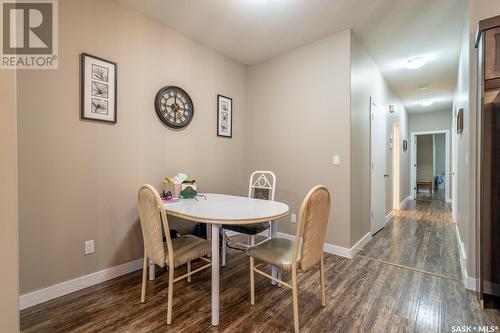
[20,258,143,310]
[455,223,478,291]
[277,232,371,259]
[399,195,412,209]
[385,211,393,225]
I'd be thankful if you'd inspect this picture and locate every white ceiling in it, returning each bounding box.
[120,0,467,114]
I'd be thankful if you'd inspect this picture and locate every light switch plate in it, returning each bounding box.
[290,213,297,223]
[333,155,340,166]
[85,240,94,255]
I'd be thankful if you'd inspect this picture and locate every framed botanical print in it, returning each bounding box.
[81,53,117,123]
[217,94,232,138]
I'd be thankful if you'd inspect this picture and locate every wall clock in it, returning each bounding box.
[154,86,194,129]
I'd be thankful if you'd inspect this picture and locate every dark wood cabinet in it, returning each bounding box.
[485,27,500,80]
[476,15,500,309]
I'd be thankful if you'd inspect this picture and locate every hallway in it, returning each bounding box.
[360,194,460,280]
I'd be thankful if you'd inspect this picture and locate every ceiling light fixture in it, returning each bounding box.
[418,99,434,106]
[418,84,429,90]
[405,56,427,69]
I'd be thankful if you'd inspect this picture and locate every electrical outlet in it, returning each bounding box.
[84,240,94,255]
[290,213,297,223]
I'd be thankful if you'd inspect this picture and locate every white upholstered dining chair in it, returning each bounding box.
[221,171,276,267]
[248,185,331,333]
[137,184,212,324]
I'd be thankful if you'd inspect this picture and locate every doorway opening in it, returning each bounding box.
[410,130,451,202]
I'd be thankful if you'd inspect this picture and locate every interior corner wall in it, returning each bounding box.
[17,0,248,294]
[247,30,352,248]
[350,31,410,246]
[0,70,20,330]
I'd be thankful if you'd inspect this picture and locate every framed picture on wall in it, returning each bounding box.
[457,108,464,134]
[81,53,117,123]
[217,94,232,138]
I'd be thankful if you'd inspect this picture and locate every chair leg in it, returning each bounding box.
[187,261,191,282]
[277,269,282,288]
[167,266,174,325]
[250,257,255,305]
[141,254,147,303]
[292,269,299,333]
[320,253,326,307]
[222,230,227,268]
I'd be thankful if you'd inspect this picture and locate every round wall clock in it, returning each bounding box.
[154,86,194,129]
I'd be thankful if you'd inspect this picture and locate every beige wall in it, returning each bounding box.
[247,30,409,249]
[452,0,500,280]
[17,0,248,294]
[0,70,20,330]
[409,110,452,134]
[247,30,352,247]
[417,135,433,181]
[350,32,410,244]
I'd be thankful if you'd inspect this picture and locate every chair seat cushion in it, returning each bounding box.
[248,238,299,272]
[165,235,211,268]
[225,222,270,235]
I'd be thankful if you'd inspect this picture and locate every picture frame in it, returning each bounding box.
[403,140,408,152]
[457,108,464,134]
[217,94,232,138]
[81,53,117,124]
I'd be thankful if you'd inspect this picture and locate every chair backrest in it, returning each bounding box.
[293,185,331,271]
[137,184,174,268]
[248,171,276,201]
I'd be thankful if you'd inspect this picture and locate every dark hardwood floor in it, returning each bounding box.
[21,197,500,332]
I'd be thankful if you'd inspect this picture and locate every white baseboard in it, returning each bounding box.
[350,232,372,257]
[454,223,478,291]
[276,232,371,259]
[385,211,393,224]
[20,229,374,310]
[399,195,412,209]
[20,258,143,310]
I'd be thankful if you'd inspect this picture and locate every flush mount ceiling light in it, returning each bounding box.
[405,56,427,69]
[418,84,429,90]
[418,99,434,106]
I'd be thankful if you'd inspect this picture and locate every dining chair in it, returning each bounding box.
[137,184,212,325]
[221,171,276,267]
[248,185,331,333]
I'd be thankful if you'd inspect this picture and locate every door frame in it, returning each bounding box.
[392,122,401,210]
[410,130,451,202]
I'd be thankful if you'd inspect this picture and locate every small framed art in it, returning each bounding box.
[457,108,464,134]
[217,94,232,138]
[81,53,117,123]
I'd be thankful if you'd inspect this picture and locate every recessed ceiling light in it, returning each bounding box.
[418,99,434,106]
[405,56,427,69]
[418,84,429,90]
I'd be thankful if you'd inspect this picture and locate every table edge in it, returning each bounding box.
[165,210,289,225]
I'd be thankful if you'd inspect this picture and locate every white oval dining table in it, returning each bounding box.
[163,193,289,326]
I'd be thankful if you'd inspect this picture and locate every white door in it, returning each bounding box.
[370,101,387,234]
